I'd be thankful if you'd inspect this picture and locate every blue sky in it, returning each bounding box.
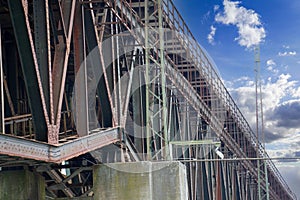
[174,0,300,197]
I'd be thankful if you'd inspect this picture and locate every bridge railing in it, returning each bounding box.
[161,0,296,198]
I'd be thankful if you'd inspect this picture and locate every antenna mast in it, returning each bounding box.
[255,45,269,199]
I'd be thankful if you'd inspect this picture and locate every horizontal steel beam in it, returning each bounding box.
[170,140,221,146]
[0,128,119,163]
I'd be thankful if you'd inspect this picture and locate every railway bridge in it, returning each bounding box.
[0,0,296,199]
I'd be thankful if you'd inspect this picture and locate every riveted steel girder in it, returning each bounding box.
[33,0,51,116]
[0,127,119,163]
[8,0,48,142]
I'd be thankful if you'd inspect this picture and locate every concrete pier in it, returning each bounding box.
[93,161,188,200]
[0,170,45,200]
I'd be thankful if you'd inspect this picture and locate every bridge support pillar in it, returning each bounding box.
[93,161,188,200]
[0,169,45,200]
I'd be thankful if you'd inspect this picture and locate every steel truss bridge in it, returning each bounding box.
[0,0,296,199]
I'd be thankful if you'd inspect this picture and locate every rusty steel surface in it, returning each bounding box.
[0,128,119,163]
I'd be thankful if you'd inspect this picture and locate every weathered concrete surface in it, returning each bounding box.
[93,161,188,200]
[52,197,93,200]
[0,170,45,200]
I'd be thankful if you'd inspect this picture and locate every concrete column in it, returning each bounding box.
[0,170,45,200]
[93,161,188,200]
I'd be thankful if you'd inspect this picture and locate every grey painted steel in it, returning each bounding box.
[74,4,89,136]
[0,25,3,133]
[144,0,151,160]
[84,9,113,128]
[158,0,170,160]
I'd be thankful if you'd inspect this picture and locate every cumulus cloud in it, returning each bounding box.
[229,73,300,143]
[278,51,297,57]
[264,129,284,143]
[228,73,300,198]
[263,74,297,109]
[271,100,300,128]
[214,0,266,48]
[266,59,276,66]
[235,76,251,83]
[208,25,217,44]
[266,59,279,74]
[292,87,300,98]
[266,132,300,159]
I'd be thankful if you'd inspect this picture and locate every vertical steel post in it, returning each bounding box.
[33,0,51,117]
[258,44,270,200]
[144,0,170,161]
[110,10,117,125]
[255,45,261,200]
[255,44,270,200]
[115,17,122,127]
[0,25,4,133]
[158,0,170,160]
[144,0,151,160]
[264,160,270,200]
[74,3,89,136]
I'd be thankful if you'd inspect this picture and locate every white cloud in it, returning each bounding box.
[292,87,300,98]
[214,5,220,12]
[235,76,251,83]
[278,51,297,56]
[262,74,296,110]
[229,74,300,198]
[214,0,266,48]
[266,65,279,74]
[266,59,276,66]
[266,59,279,73]
[283,45,290,49]
[270,100,300,129]
[229,74,299,142]
[207,25,216,44]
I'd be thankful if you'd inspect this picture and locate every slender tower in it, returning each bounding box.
[255,45,269,199]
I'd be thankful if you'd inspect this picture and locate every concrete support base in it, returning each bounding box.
[0,169,45,200]
[93,161,188,200]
